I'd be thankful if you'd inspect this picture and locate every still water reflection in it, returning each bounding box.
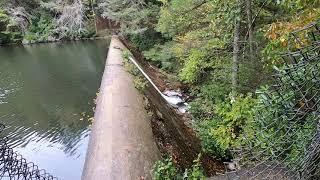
[0,40,109,180]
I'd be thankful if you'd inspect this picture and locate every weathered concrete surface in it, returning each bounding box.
[82,36,160,180]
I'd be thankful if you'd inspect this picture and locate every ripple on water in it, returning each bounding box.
[0,40,108,180]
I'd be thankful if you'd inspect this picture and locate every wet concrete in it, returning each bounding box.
[82,36,160,180]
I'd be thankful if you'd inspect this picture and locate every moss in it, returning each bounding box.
[122,49,148,92]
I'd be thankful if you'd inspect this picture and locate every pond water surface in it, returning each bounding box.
[0,40,109,180]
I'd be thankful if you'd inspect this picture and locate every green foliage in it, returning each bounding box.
[211,94,257,151]
[143,42,177,71]
[179,49,206,83]
[152,157,178,180]
[128,29,165,51]
[0,0,98,45]
[152,155,205,180]
[23,13,55,44]
[261,4,320,67]
[133,76,148,92]
[105,0,320,178]
[0,31,11,44]
[195,120,229,158]
[0,10,9,31]
[276,0,320,11]
[153,0,320,167]
[154,0,241,86]
[99,0,160,34]
[1,0,319,177]
[122,49,148,92]
[183,154,205,180]
[192,53,319,167]
[0,10,23,44]
[82,20,97,38]
[190,82,231,120]
[194,94,257,158]
[247,64,319,168]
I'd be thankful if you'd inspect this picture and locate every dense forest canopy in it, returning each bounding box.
[1,0,320,179]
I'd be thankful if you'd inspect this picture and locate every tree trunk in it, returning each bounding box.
[232,18,241,96]
[91,0,98,35]
[245,0,254,58]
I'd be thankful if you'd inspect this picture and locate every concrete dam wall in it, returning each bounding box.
[82,36,160,180]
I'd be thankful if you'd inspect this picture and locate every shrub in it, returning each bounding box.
[152,155,205,180]
[152,157,178,180]
[179,49,205,83]
[122,49,148,92]
[0,10,9,31]
[248,82,319,169]
[0,10,23,44]
[143,42,177,72]
[189,82,231,120]
[193,94,257,158]
[0,31,11,44]
[210,94,257,152]
[133,76,148,92]
[128,28,166,51]
[23,13,55,43]
[184,154,205,180]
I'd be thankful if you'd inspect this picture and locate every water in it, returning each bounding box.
[0,40,109,180]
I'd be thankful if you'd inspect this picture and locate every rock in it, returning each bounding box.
[163,90,183,97]
[47,36,56,42]
[22,39,30,44]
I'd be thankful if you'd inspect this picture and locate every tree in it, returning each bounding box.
[232,15,240,96]
[40,0,97,39]
[245,0,254,58]
[56,0,86,38]
[98,0,159,34]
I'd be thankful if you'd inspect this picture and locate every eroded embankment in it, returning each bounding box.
[82,36,160,180]
[119,37,225,176]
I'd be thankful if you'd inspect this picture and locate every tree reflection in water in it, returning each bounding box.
[0,39,109,180]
